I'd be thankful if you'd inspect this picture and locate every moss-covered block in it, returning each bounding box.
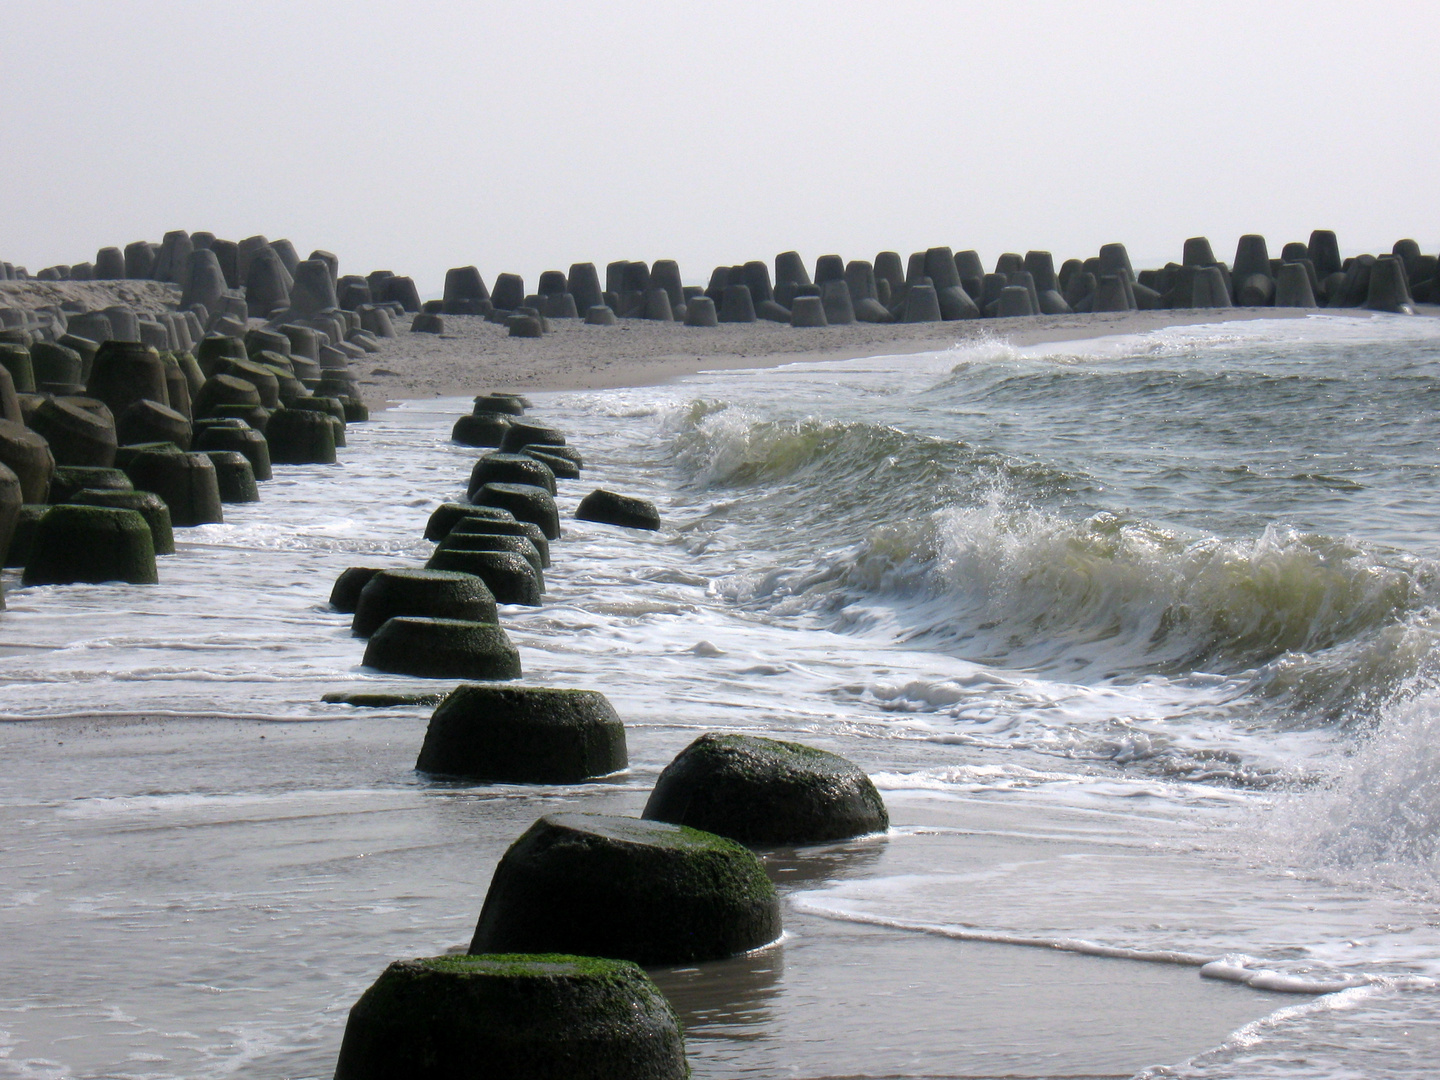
[642,733,889,846]
[418,685,627,783]
[362,617,520,680]
[333,953,687,1080]
[470,812,781,964]
[21,505,157,585]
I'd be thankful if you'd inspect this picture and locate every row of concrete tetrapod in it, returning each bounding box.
[7,230,426,326]
[407,230,1434,339]
[323,397,889,1078]
[0,327,373,595]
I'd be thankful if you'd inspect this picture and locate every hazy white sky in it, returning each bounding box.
[4,1,1437,296]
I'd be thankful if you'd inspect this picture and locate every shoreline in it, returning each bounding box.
[365,306,1434,404]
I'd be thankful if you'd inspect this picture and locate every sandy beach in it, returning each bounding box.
[362,307,1327,401]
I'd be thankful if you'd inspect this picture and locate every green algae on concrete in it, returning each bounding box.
[470,812,780,964]
[333,952,688,1080]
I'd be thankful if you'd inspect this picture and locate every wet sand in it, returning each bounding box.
[0,715,1292,1079]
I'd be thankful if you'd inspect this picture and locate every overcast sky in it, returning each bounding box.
[4,1,1436,296]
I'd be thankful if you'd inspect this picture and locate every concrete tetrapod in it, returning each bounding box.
[426,548,543,605]
[523,446,580,481]
[332,954,687,1080]
[789,295,827,328]
[362,617,521,680]
[124,450,223,527]
[643,732,889,845]
[1275,262,1318,308]
[433,531,544,578]
[30,398,117,467]
[22,505,157,585]
[70,488,174,555]
[330,567,386,613]
[353,568,498,637]
[469,812,782,964]
[450,515,551,568]
[468,452,556,497]
[117,400,192,451]
[0,420,55,503]
[474,482,561,539]
[0,463,20,560]
[47,466,131,504]
[86,342,168,418]
[499,421,566,454]
[194,421,271,481]
[576,489,660,531]
[452,412,511,448]
[417,685,628,783]
[203,451,259,503]
[423,502,517,542]
[265,408,336,465]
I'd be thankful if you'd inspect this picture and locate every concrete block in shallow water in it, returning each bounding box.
[643,732,889,845]
[452,412,511,447]
[475,393,527,416]
[469,812,781,964]
[352,568,497,638]
[521,442,580,478]
[789,295,828,328]
[434,531,543,578]
[900,283,941,322]
[418,685,627,783]
[264,408,336,465]
[203,451,258,503]
[47,465,129,505]
[576,488,659,530]
[194,420,270,480]
[192,373,261,419]
[0,463,20,559]
[426,548,543,605]
[449,515,550,568]
[473,482,560,540]
[330,567,385,613]
[331,954,686,1080]
[4,504,45,567]
[1364,256,1416,314]
[1275,262,1318,308]
[363,617,521,680]
[21,505,156,585]
[125,450,222,527]
[69,488,173,555]
[499,421,566,454]
[31,398,116,468]
[423,502,517,542]
[469,453,555,498]
[0,420,55,503]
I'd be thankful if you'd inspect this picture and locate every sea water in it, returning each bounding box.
[3,313,1440,1077]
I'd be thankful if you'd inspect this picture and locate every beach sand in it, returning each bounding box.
[361,307,1320,402]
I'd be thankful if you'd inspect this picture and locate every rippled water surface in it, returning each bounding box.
[4,313,1440,1078]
